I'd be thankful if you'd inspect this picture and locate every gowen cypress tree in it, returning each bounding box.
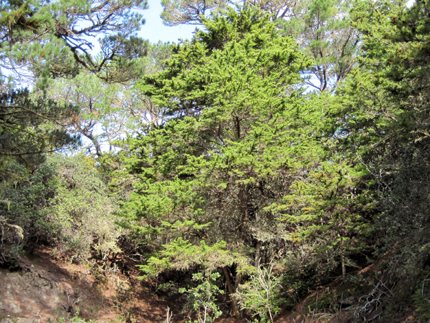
[124,6,371,316]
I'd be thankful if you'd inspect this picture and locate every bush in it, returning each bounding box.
[413,280,430,321]
[179,272,224,323]
[45,154,122,259]
[0,153,121,264]
[234,264,284,323]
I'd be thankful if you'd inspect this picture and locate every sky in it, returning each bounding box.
[136,0,199,43]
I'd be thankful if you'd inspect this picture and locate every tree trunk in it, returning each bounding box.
[223,266,240,319]
[238,186,248,243]
[342,254,346,280]
[255,240,261,267]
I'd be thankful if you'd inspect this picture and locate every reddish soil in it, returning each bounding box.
[3,248,401,323]
[0,248,248,323]
[0,247,121,322]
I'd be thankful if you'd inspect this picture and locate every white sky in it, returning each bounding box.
[137,0,198,43]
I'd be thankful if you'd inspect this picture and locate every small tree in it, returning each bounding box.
[180,272,224,323]
[234,263,283,323]
[127,5,371,318]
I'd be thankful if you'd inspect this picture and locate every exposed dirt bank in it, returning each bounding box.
[0,248,121,322]
[1,247,416,323]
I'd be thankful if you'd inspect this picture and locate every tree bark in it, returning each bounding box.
[342,254,346,280]
[223,266,240,319]
[255,240,261,267]
[238,186,248,243]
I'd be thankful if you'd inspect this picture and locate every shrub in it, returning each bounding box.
[179,272,224,323]
[0,153,121,264]
[45,154,121,259]
[234,264,284,323]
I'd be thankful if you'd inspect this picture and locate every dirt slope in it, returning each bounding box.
[0,247,123,322]
[3,247,411,323]
[0,248,219,323]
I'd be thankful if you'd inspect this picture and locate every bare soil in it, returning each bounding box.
[1,248,412,323]
[0,247,245,323]
[0,247,120,322]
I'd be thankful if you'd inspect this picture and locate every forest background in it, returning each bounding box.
[1,0,430,322]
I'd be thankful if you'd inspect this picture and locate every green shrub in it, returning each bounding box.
[413,281,430,320]
[45,154,122,259]
[179,272,224,323]
[234,264,284,323]
[0,153,121,264]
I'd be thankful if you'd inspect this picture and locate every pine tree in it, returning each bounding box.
[35,42,173,157]
[277,0,360,91]
[0,0,149,84]
[0,0,150,173]
[0,87,78,173]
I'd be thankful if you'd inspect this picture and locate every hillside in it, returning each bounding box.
[0,247,421,323]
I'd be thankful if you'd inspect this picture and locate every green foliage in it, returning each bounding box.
[160,0,228,26]
[127,7,315,274]
[0,154,59,264]
[3,0,428,321]
[277,0,360,91]
[0,87,79,169]
[179,272,224,323]
[332,0,430,281]
[123,7,376,321]
[32,41,173,157]
[138,238,249,278]
[0,216,24,265]
[0,153,121,264]
[413,282,430,321]
[0,0,148,84]
[45,154,121,259]
[235,264,283,323]
[38,70,145,156]
[54,310,97,323]
[159,0,360,92]
[343,0,430,164]
[267,157,373,278]
[0,156,60,246]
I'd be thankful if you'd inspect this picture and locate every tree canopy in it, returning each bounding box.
[123,9,373,316]
[0,0,149,83]
[3,1,430,322]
